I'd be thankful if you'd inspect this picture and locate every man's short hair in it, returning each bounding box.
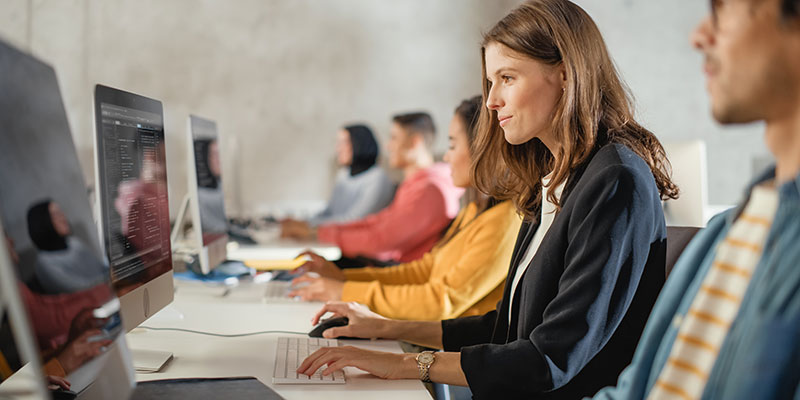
[782,0,800,18]
[712,0,799,20]
[392,112,436,150]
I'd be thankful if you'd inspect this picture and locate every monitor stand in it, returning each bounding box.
[124,283,180,373]
[170,193,192,248]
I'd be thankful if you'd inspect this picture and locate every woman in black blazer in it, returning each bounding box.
[297,1,679,398]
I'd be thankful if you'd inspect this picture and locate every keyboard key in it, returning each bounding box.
[272,336,346,385]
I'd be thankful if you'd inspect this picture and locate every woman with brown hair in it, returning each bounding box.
[295,1,678,398]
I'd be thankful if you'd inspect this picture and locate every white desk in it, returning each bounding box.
[127,280,430,399]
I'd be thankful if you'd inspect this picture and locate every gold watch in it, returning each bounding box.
[415,351,435,383]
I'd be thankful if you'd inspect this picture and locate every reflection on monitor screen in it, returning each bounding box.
[96,102,171,292]
[0,39,134,399]
[1,235,49,400]
[93,85,174,332]
[184,115,229,274]
[191,116,228,243]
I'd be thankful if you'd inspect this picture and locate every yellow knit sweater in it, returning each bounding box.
[341,200,522,320]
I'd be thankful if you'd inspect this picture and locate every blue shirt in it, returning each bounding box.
[592,167,800,400]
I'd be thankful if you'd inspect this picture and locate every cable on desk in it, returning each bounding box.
[137,326,307,337]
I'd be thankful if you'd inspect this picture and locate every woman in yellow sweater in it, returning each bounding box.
[289,96,522,320]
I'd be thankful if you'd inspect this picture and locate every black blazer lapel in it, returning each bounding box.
[492,219,540,343]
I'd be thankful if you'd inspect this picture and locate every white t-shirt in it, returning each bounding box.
[508,179,563,323]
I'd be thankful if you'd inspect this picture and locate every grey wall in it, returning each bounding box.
[0,0,520,219]
[0,0,770,218]
[574,0,769,207]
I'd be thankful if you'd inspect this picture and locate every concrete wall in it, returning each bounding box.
[575,0,769,208]
[0,0,770,218]
[0,0,520,219]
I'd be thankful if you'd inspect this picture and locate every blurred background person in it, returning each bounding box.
[289,96,522,321]
[283,112,463,267]
[284,124,395,230]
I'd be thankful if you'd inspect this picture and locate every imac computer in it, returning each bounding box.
[0,39,135,399]
[175,115,338,275]
[0,215,48,400]
[171,115,229,275]
[92,85,175,369]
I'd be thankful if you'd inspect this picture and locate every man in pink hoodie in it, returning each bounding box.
[282,112,463,264]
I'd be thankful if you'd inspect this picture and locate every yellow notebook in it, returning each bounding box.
[243,255,311,271]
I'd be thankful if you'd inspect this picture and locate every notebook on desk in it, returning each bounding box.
[226,241,341,263]
[132,377,284,400]
[242,255,311,271]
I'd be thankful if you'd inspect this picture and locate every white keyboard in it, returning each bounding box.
[272,337,346,384]
[263,281,299,303]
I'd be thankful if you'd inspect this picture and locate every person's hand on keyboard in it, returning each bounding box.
[291,250,345,281]
[296,345,417,380]
[280,219,315,240]
[288,275,343,302]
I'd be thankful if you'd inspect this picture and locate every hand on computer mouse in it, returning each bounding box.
[308,316,350,338]
[288,275,343,302]
[46,375,71,390]
[292,251,345,281]
[310,302,389,339]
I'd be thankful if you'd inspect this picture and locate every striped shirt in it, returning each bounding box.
[648,184,779,400]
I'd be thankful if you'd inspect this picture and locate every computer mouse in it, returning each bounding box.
[308,316,349,338]
[50,388,78,400]
[308,316,369,340]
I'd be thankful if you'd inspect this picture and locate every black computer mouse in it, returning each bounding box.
[308,316,369,340]
[308,316,350,338]
[50,388,78,400]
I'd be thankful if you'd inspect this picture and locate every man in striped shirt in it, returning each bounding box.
[591,0,800,399]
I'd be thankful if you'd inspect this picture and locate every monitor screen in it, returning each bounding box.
[0,40,134,398]
[189,116,228,246]
[94,87,172,296]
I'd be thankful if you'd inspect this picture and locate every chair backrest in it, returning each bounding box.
[666,226,701,278]
[662,140,709,227]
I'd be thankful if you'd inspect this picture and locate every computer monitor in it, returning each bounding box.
[0,214,48,400]
[0,40,134,398]
[178,115,229,274]
[93,85,174,333]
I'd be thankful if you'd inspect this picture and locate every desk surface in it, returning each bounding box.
[127,280,430,399]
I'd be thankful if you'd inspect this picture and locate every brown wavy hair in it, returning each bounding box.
[454,95,493,214]
[471,0,679,220]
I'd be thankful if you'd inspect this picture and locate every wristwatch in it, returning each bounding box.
[415,351,436,383]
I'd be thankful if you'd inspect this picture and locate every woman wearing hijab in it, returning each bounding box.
[27,200,108,294]
[306,124,395,226]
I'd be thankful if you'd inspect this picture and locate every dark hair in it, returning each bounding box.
[712,0,799,20]
[455,96,482,144]
[27,200,68,251]
[454,95,496,214]
[343,124,379,176]
[471,0,678,220]
[436,96,500,248]
[392,112,436,150]
[784,0,800,17]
